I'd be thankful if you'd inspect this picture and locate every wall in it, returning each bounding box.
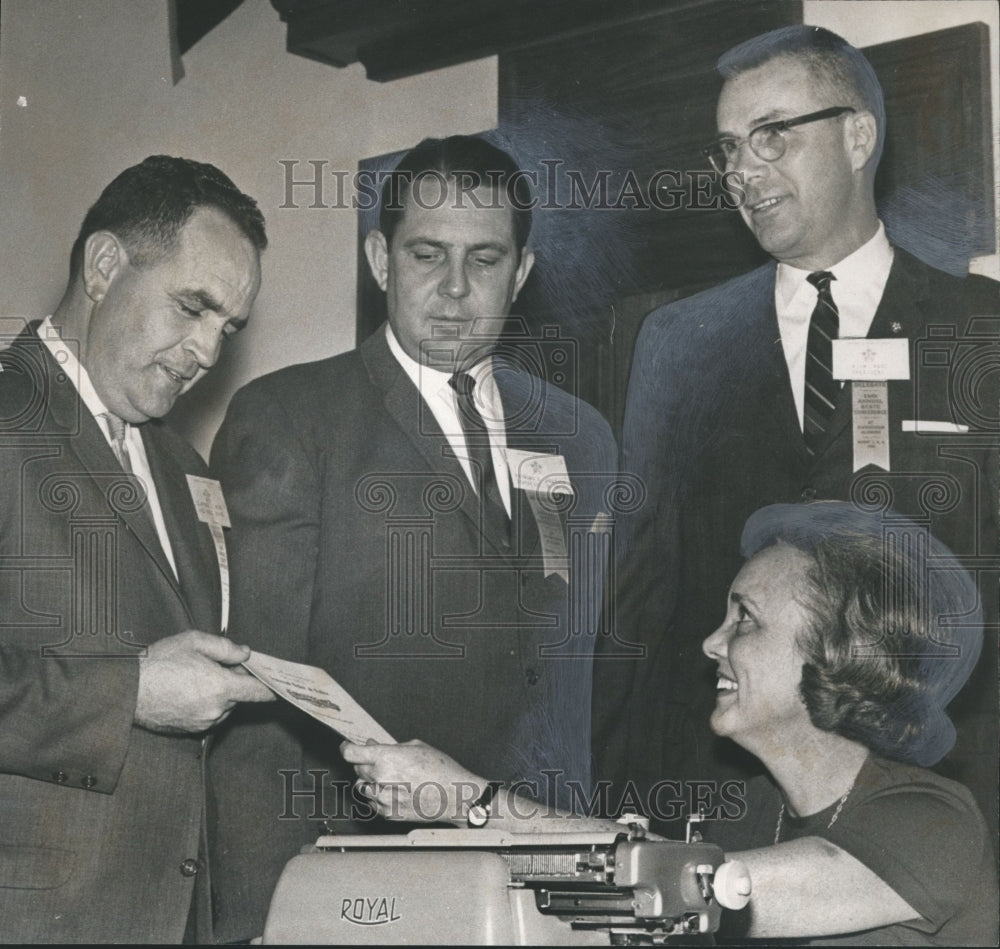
[0,0,497,456]
[804,0,1000,279]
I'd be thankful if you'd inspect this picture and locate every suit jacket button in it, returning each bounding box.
[53,771,68,784]
[525,669,539,686]
[81,775,97,788]
[180,859,199,877]
[800,486,817,501]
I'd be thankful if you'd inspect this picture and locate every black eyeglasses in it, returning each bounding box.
[702,106,856,174]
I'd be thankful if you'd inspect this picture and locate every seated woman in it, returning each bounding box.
[343,501,998,945]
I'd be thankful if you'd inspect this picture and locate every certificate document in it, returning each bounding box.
[243,650,394,745]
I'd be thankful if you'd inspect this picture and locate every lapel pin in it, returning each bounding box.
[891,321,902,334]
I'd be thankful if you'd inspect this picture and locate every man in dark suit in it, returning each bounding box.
[599,25,999,843]
[0,155,274,942]
[208,135,618,941]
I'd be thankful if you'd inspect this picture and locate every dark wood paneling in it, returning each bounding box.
[498,0,796,303]
[495,0,800,414]
[869,23,995,268]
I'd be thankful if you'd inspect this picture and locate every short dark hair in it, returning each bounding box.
[378,135,532,253]
[741,502,982,766]
[718,25,886,166]
[69,155,267,277]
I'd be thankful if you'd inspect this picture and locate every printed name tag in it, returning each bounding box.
[832,338,909,381]
[523,494,569,583]
[830,340,908,472]
[505,449,572,582]
[186,475,231,527]
[506,449,574,496]
[852,382,890,472]
[186,475,231,631]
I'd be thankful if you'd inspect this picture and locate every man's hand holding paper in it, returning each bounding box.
[242,650,394,745]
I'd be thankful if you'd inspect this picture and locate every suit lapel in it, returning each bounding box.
[865,248,929,425]
[495,360,569,563]
[30,333,202,625]
[362,329,511,555]
[510,487,543,560]
[867,248,929,340]
[143,423,220,632]
[749,267,811,459]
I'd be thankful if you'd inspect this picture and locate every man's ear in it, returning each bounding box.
[83,231,125,302]
[846,110,878,173]
[511,248,535,302]
[364,230,390,291]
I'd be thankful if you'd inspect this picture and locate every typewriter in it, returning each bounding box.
[261,821,750,945]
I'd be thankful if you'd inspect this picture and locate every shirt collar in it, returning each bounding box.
[827,220,893,296]
[38,315,114,422]
[776,221,893,313]
[385,322,495,398]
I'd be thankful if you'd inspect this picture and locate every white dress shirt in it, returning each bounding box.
[776,222,895,430]
[386,323,512,516]
[39,316,178,579]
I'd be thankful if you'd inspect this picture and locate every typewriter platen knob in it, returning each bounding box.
[712,859,752,910]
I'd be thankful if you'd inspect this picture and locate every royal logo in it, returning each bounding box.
[341,896,401,926]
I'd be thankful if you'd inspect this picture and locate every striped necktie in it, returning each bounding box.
[102,412,134,473]
[803,271,840,452]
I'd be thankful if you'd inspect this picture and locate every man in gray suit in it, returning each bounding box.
[0,156,274,942]
[209,135,619,941]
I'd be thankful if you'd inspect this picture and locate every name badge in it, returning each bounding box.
[832,338,909,381]
[851,382,890,472]
[832,340,909,473]
[505,449,572,582]
[506,448,574,496]
[187,474,231,527]
[186,475,231,631]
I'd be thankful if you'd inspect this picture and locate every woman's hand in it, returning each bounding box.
[340,738,486,824]
[341,738,623,834]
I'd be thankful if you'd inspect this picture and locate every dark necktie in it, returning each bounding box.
[803,271,841,452]
[102,412,134,473]
[449,371,510,547]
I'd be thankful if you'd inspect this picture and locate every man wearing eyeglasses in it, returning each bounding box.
[599,25,999,848]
